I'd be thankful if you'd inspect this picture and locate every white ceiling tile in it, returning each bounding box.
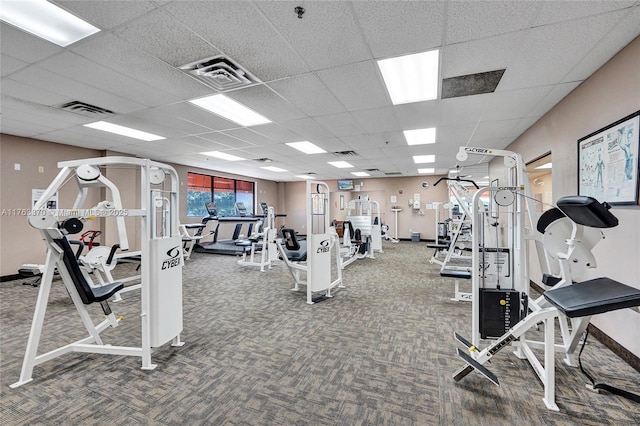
[564,5,640,81]
[102,115,186,139]
[353,1,445,58]
[0,54,29,77]
[469,119,521,146]
[221,128,276,146]
[314,112,366,138]
[114,9,222,67]
[164,1,309,82]
[483,87,551,121]
[438,95,491,126]
[533,1,636,27]
[280,117,335,141]
[159,102,240,132]
[55,1,158,29]
[2,78,72,107]
[9,66,147,114]
[498,10,628,90]
[0,117,56,136]
[1,97,92,126]
[226,85,306,123]
[351,107,402,134]
[527,82,581,118]
[0,23,63,63]
[249,123,303,143]
[317,61,390,111]
[130,108,213,135]
[445,1,541,44]
[70,33,212,100]
[394,101,442,130]
[196,132,255,149]
[508,116,542,139]
[267,73,346,117]
[36,52,180,107]
[442,32,525,79]
[257,1,371,70]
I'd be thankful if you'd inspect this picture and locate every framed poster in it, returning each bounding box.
[578,110,639,205]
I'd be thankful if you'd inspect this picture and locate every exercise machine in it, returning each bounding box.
[276,181,344,304]
[238,205,279,272]
[453,195,640,411]
[11,157,184,387]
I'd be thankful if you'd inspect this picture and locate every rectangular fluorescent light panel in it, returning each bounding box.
[189,94,271,127]
[202,151,245,161]
[286,141,326,154]
[404,128,436,145]
[377,50,439,105]
[84,121,165,141]
[261,166,288,172]
[418,168,435,174]
[328,161,354,169]
[535,162,552,169]
[413,155,435,164]
[295,175,315,180]
[351,172,370,177]
[0,0,100,47]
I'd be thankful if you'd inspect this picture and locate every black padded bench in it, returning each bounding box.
[544,277,640,318]
[281,228,307,262]
[54,236,123,305]
[441,270,471,279]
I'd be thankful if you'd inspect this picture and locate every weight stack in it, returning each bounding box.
[479,289,522,339]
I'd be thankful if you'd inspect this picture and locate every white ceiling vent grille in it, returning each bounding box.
[56,101,114,118]
[384,171,403,176]
[180,55,260,91]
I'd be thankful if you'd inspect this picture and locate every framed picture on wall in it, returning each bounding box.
[577,110,639,205]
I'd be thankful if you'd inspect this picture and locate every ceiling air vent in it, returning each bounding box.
[180,55,260,91]
[56,101,113,118]
[254,158,273,163]
[365,168,380,172]
[333,150,358,157]
[384,172,403,176]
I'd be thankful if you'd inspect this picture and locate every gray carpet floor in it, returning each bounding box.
[1,241,639,425]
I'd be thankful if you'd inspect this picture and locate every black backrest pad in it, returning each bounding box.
[556,196,618,229]
[281,228,300,251]
[54,237,95,304]
[536,207,566,233]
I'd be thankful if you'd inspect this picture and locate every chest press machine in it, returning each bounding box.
[453,195,640,411]
[276,181,344,304]
[11,157,184,388]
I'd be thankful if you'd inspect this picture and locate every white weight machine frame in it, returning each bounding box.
[11,157,184,388]
[276,181,344,304]
[238,205,279,272]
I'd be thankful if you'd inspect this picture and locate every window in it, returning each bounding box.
[186,172,255,217]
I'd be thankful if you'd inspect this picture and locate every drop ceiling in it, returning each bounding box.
[1,1,639,182]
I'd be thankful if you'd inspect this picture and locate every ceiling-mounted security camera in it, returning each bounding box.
[295,6,305,19]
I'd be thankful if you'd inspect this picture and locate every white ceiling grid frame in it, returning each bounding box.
[316,60,391,111]
[7,65,147,114]
[266,73,348,117]
[0,24,62,63]
[313,112,367,139]
[498,10,630,91]
[255,1,372,71]
[113,8,224,68]
[562,5,640,82]
[35,51,181,108]
[70,33,214,101]
[352,0,446,59]
[162,1,310,82]
[0,54,30,77]
[54,0,159,30]
[129,107,217,136]
[224,84,307,123]
[1,79,73,107]
[482,86,553,123]
[350,106,403,134]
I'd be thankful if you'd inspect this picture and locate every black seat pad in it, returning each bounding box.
[544,277,640,318]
